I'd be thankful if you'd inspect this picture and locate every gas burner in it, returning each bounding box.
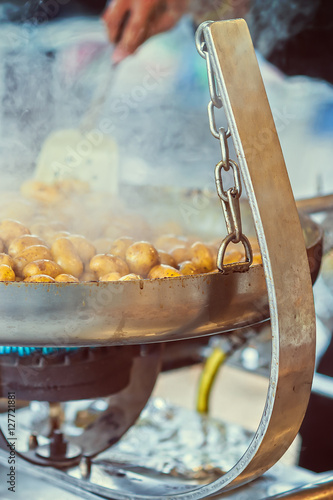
[0,345,144,402]
[0,343,162,468]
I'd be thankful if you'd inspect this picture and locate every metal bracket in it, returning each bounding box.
[182,18,315,497]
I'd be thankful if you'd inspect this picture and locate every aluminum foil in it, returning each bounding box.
[0,397,319,499]
[96,398,253,482]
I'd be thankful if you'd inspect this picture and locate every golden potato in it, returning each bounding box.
[158,250,177,268]
[190,242,215,273]
[119,274,141,281]
[0,238,4,253]
[107,214,150,241]
[22,259,63,279]
[15,245,53,276]
[45,231,71,247]
[55,274,79,283]
[158,221,183,236]
[99,272,121,282]
[0,253,16,271]
[48,221,68,232]
[0,264,15,282]
[67,235,96,264]
[52,238,83,278]
[24,274,55,283]
[223,250,243,265]
[154,234,187,252]
[248,237,260,254]
[90,254,129,278]
[148,265,182,279]
[81,271,97,282]
[125,242,160,277]
[103,226,124,240]
[170,246,191,266]
[179,261,199,275]
[20,180,62,204]
[0,199,34,225]
[0,219,30,246]
[29,222,54,240]
[93,238,113,254]
[8,235,47,257]
[187,235,201,246]
[251,252,262,265]
[108,237,134,260]
[207,244,218,262]
[55,178,89,195]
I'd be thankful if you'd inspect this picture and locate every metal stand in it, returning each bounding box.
[78,19,314,499]
[0,20,316,499]
[180,19,315,497]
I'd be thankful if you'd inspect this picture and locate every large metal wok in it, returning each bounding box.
[0,193,321,347]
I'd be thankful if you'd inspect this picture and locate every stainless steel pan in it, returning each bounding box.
[0,193,322,347]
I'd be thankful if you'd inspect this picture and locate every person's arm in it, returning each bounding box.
[103,0,189,62]
[103,0,249,62]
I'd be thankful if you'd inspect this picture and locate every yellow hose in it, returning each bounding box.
[196,346,227,414]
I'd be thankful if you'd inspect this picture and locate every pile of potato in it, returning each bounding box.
[0,179,261,283]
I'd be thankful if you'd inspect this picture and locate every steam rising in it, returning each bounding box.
[0,14,219,193]
[247,0,321,56]
[0,16,109,189]
[0,1,324,197]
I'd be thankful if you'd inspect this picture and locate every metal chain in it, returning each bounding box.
[196,22,253,274]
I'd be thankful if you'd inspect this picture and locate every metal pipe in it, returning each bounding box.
[269,476,333,499]
[296,194,333,214]
[312,373,333,400]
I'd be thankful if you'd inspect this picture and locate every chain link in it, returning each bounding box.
[196,22,253,274]
[215,159,242,202]
[206,54,222,109]
[195,20,213,58]
[218,127,229,168]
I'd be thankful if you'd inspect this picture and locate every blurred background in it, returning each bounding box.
[0,0,332,198]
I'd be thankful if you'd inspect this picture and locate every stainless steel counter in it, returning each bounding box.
[0,398,321,500]
[0,449,319,500]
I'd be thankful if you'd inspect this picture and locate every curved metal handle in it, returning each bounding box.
[187,19,316,497]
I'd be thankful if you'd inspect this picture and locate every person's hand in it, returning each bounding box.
[103,0,190,63]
